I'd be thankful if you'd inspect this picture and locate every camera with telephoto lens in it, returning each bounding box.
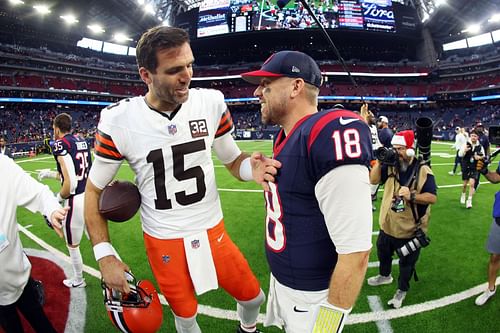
[375,147,398,166]
[396,228,430,258]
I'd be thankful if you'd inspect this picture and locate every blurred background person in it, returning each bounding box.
[0,154,67,333]
[474,123,490,191]
[458,130,485,209]
[0,135,13,159]
[474,156,500,306]
[377,115,393,149]
[449,127,466,176]
[361,103,382,210]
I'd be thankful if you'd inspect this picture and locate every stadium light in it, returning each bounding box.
[144,4,156,15]
[464,24,481,34]
[137,0,145,4]
[489,13,500,23]
[88,24,105,34]
[33,4,51,15]
[435,0,447,7]
[60,14,79,25]
[9,0,24,5]
[114,33,132,42]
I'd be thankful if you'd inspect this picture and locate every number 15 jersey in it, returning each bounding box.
[95,89,233,239]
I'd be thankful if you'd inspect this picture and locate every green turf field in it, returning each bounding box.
[16,140,500,332]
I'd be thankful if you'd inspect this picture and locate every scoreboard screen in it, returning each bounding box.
[194,0,411,38]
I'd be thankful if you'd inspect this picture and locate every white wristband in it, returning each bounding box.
[93,242,117,261]
[239,157,253,181]
[56,192,65,203]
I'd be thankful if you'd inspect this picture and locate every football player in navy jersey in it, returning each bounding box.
[38,113,92,288]
[242,51,373,333]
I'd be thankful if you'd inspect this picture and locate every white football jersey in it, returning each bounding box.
[95,89,234,239]
[370,124,382,150]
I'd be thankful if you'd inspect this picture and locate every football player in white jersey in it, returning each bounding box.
[360,103,382,208]
[84,26,280,333]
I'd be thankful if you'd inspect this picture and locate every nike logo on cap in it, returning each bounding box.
[339,117,359,126]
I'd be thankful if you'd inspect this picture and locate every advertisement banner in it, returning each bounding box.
[361,0,395,32]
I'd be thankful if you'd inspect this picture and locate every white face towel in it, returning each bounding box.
[183,230,218,295]
[264,274,284,329]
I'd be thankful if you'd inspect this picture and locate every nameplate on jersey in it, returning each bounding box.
[189,119,209,138]
[75,141,88,150]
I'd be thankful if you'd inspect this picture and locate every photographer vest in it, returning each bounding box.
[379,161,433,239]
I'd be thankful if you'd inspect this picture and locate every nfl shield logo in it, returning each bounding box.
[167,124,177,136]
[162,255,170,264]
[191,240,200,249]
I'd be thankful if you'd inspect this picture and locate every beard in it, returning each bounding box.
[399,159,410,172]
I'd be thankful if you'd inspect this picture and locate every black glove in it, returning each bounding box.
[476,159,489,175]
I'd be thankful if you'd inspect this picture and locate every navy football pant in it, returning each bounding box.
[376,230,421,292]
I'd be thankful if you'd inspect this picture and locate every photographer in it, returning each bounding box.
[367,130,437,309]
[474,155,500,306]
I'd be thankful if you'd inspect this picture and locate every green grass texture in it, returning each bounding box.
[16,140,500,332]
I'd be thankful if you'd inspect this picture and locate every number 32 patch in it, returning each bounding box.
[189,120,208,138]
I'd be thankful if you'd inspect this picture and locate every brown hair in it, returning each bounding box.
[136,26,190,73]
[53,113,72,133]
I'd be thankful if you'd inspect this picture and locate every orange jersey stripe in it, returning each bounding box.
[95,144,123,160]
[95,132,117,150]
[216,122,233,137]
[216,110,234,137]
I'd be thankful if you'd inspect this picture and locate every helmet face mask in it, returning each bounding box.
[103,273,163,333]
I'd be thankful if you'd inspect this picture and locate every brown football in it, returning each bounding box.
[98,180,141,222]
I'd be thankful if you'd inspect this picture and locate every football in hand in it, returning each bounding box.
[98,180,141,222]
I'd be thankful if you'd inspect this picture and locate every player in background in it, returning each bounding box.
[38,113,92,288]
[241,51,373,333]
[361,103,382,210]
[458,130,485,209]
[84,26,280,333]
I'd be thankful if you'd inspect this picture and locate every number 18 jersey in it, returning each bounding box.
[265,109,373,291]
[95,89,233,239]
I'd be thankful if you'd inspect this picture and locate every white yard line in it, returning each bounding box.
[368,296,394,333]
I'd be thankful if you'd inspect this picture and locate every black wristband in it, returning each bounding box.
[410,192,416,203]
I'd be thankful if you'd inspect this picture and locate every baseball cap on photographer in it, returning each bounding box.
[391,130,415,158]
[378,116,389,124]
[241,51,322,88]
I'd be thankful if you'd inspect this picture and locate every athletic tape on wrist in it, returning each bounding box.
[93,242,117,261]
[311,302,351,333]
[239,157,253,181]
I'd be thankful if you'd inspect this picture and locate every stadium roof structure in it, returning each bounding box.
[0,0,201,44]
[422,0,499,42]
[1,0,498,47]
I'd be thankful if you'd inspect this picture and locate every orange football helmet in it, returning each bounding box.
[103,272,163,333]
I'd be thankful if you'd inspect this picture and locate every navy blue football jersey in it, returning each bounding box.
[53,134,92,196]
[265,109,373,291]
